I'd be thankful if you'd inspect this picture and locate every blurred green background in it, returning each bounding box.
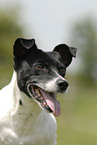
[0,2,97,145]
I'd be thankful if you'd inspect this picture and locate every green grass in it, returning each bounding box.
[0,62,13,89]
[56,84,97,145]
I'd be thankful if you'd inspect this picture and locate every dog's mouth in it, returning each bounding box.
[28,85,61,116]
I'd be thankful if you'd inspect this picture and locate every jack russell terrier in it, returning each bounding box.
[0,38,77,145]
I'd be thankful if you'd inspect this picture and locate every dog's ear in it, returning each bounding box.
[13,38,37,58]
[53,44,77,67]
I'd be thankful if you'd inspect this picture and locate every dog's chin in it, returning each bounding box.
[27,84,61,116]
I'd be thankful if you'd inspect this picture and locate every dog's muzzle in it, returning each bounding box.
[26,78,68,116]
[27,84,61,116]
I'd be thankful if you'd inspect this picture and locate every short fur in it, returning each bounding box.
[0,38,77,145]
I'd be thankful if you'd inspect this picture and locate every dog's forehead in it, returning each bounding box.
[42,51,61,62]
[36,51,60,64]
[27,49,62,65]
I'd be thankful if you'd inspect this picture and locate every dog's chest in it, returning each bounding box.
[18,112,57,145]
[12,109,56,135]
[1,109,57,145]
[0,73,57,145]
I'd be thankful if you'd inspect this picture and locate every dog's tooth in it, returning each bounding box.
[36,89,39,93]
[38,92,41,97]
[41,101,46,107]
[35,95,38,99]
[40,96,44,100]
[36,89,41,96]
[35,89,40,96]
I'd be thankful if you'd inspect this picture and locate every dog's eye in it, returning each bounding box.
[59,68,66,75]
[35,64,45,70]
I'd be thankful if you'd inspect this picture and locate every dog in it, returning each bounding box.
[0,38,77,145]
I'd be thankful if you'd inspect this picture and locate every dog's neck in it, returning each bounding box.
[10,71,42,136]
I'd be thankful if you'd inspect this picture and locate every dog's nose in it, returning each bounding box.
[57,79,69,91]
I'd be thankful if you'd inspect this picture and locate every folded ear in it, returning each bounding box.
[13,38,37,59]
[53,44,77,67]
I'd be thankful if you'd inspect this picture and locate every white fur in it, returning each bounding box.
[44,71,68,92]
[0,71,57,145]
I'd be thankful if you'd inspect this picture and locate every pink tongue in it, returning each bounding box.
[40,90,61,116]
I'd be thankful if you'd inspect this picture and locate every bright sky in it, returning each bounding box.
[0,0,97,50]
[0,0,97,71]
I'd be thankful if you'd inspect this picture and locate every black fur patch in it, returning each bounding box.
[19,99,23,106]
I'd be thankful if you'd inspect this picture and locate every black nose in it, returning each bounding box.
[57,79,69,91]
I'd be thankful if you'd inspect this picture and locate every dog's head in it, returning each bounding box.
[13,38,77,116]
